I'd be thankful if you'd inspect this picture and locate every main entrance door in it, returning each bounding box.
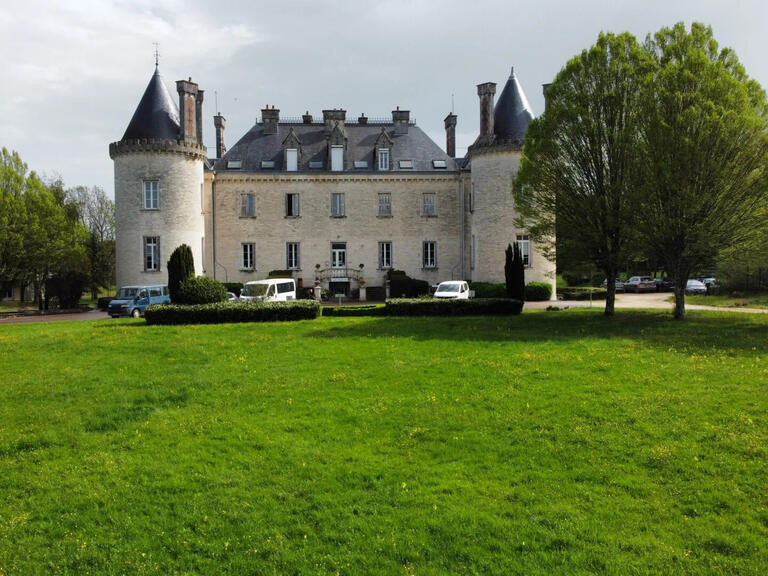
[330,242,348,296]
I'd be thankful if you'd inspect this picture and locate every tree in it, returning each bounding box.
[0,149,28,289]
[514,32,650,316]
[68,185,115,299]
[167,244,195,303]
[505,243,525,300]
[638,22,768,319]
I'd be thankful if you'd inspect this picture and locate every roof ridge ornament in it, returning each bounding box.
[153,42,160,68]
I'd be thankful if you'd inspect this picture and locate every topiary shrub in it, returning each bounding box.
[525,281,553,301]
[384,298,523,316]
[97,296,113,310]
[469,282,506,298]
[322,304,384,317]
[145,300,320,325]
[167,244,195,303]
[387,269,429,298]
[47,271,88,309]
[177,276,227,305]
[559,288,607,300]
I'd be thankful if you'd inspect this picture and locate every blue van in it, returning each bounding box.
[108,285,171,318]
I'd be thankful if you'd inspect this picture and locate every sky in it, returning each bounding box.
[2,0,768,198]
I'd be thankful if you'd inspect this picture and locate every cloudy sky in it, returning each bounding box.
[2,0,767,198]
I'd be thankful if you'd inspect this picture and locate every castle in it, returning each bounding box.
[109,65,556,299]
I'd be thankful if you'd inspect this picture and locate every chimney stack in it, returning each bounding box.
[322,109,346,134]
[542,83,552,112]
[214,114,226,158]
[302,111,313,124]
[358,113,368,125]
[392,107,410,134]
[444,113,457,157]
[476,82,496,138]
[177,78,203,144]
[262,106,280,135]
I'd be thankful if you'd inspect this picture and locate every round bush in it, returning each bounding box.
[178,276,228,305]
[525,281,553,301]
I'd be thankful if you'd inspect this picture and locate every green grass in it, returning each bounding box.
[1,310,767,574]
[685,291,768,309]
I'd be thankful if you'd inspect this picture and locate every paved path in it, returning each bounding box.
[526,291,768,313]
[0,309,110,324]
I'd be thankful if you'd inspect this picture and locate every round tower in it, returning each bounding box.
[109,66,206,289]
[468,67,556,297]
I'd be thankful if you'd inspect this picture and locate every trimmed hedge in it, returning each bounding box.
[387,270,429,298]
[384,298,523,316]
[178,276,228,305]
[525,282,553,301]
[97,297,113,310]
[559,288,607,300]
[469,282,507,298]
[144,300,321,325]
[322,305,384,317]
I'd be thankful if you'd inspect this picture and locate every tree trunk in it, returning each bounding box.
[673,277,686,320]
[604,275,616,317]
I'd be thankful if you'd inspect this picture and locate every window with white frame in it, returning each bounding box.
[378,241,393,269]
[516,234,532,267]
[423,241,436,268]
[422,192,436,216]
[331,193,345,217]
[331,145,344,171]
[286,148,298,172]
[378,193,391,217]
[143,180,159,210]
[286,193,300,217]
[144,236,160,271]
[241,242,255,270]
[240,193,256,218]
[286,242,300,270]
[378,148,390,171]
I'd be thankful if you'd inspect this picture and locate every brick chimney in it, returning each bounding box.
[262,106,280,135]
[177,77,203,144]
[392,107,410,134]
[444,113,457,157]
[214,114,226,158]
[477,82,496,138]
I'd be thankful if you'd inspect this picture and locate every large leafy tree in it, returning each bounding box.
[69,185,115,299]
[514,32,650,316]
[639,23,768,319]
[0,148,28,289]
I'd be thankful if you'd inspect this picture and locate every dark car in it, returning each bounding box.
[655,277,674,292]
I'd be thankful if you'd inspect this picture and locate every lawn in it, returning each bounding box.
[685,291,768,310]
[1,310,767,575]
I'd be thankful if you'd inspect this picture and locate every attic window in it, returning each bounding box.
[354,161,368,169]
[227,160,242,169]
[309,161,324,169]
[398,160,414,169]
[432,160,447,169]
[261,161,275,169]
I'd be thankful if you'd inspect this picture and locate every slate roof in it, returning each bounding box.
[493,67,534,142]
[121,67,180,141]
[212,122,457,173]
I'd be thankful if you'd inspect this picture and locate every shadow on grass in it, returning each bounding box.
[306,309,768,355]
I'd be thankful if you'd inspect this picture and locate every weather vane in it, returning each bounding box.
[153,42,160,67]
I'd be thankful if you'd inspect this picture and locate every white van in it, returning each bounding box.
[239,278,296,302]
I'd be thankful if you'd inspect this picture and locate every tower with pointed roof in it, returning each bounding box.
[465,67,556,295]
[109,66,207,288]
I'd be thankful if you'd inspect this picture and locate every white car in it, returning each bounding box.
[433,281,470,299]
[685,279,707,295]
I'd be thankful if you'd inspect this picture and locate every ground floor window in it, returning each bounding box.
[144,236,160,271]
[516,234,531,267]
[423,241,436,269]
[241,242,255,270]
[378,241,392,269]
[286,242,300,270]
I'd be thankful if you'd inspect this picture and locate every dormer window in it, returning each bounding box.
[378,148,390,171]
[331,145,344,172]
[286,148,298,172]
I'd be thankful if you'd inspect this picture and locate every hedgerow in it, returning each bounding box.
[144,300,320,325]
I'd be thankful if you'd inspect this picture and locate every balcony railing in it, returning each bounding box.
[315,267,362,281]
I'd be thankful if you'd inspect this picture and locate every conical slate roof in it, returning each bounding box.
[493,67,534,142]
[121,67,180,141]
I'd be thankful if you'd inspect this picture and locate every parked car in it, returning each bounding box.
[226,292,238,301]
[433,280,470,299]
[655,277,675,292]
[624,276,656,293]
[239,279,296,302]
[601,278,625,293]
[108,285,171,318]
[685,279,707,295]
